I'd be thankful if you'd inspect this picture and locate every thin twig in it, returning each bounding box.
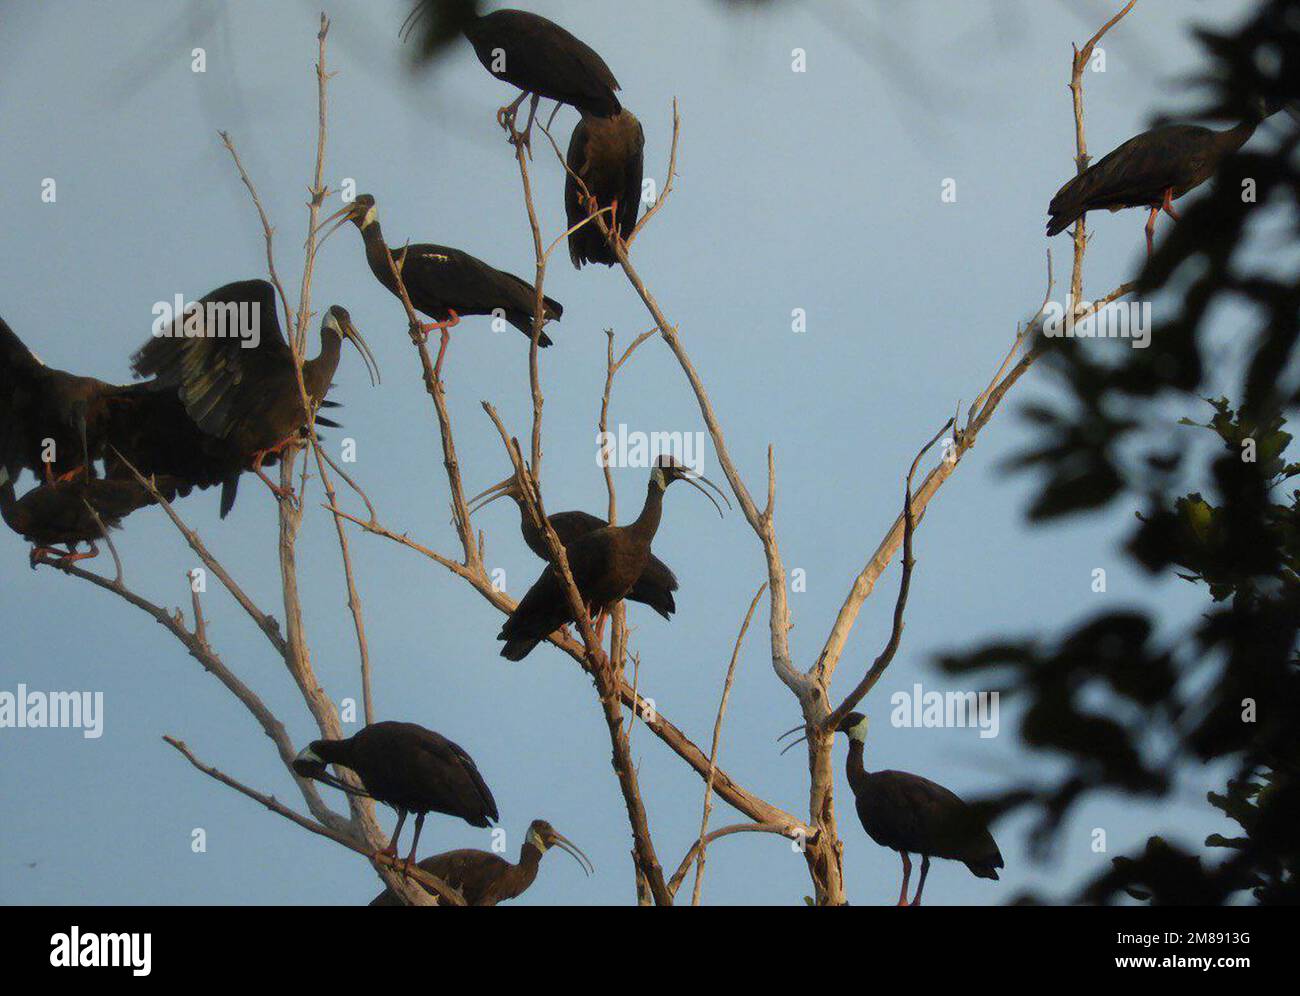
[691,581,768,905]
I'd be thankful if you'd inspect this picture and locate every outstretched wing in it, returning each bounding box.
[131,279,290,438]
[0,314,51,477]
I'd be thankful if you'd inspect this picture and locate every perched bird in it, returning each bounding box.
[368,818,593,906]
[469,474,678,619]
[0,467,176,569]
[565,108,644,267]
[294,721,499,868]
[460,7,621,144]
[2,313,159,484]
[497,457,727,661]
[319,194,562,375]
[1047,97,1284,255]
[131,279,377,507]
[782,713,1003,905]
[1,313,247,509]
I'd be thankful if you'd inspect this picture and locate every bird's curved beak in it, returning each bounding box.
[293,746,374,800]
[467,476,520,516]
[549,829,595,876]
[340,314,381,387]
[314,203,358,246]
[680,469,730,519]
[777,722,811,757]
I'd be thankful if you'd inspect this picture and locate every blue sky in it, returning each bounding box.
[0,0,1267,905]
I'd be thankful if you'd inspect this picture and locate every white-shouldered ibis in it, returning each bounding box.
[0,467,177,569]
[131,279,378,507]
[469,474,678,619]
[368,818,593,906]
[319,193,562,375]
[458,7,621,146]
[1047,97,1284,255]
[1,312,256,512]
[782,712,1003,905]
[565,108,644,267]
[294,721,499,870]
[496,456,728,661]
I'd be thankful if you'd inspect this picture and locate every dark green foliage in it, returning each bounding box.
[940,0,1300,904]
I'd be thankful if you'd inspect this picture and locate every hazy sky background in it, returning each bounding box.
[0,0,1269,905]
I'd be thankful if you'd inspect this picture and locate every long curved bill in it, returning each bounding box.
[467,477,520,517]
[339,314,381,387]
[292,759,375,800]
[313,203,357,246]
[777,722,810,757]
[682,470,730,519]
[551,830,595,876]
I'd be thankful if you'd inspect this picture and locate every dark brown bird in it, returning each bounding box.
[319,194,561,376]
[565,109,644,267]
[131,279,377,506]
[2,313,158,484]
[0,467,176,569]
[368,818,592,906]
[459,7,621,145]
[497,457,728,661]
[1,313,250,512]
[469,474,678,620]
[1047,98,1282,255]
[782,713,1003,905]
[294,721,499,869]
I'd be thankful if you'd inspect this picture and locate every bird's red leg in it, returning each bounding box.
[29,545,70,570]
[496,91,528,132]
[402,813,426,875]
[377,809,408,860]
[909,855,931,907]
[1144,205,1159,258]
[896,851,912,906]
[42,462,55,486]
[56,542,99,568]
[518,94,540,156]
[589,606,608,645]
[420,310,460,381]
[55,466,88,484]
[1161,186,1182,221]
[251,444,296,504]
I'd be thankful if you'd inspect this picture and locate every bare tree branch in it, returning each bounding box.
[690,581,767,904]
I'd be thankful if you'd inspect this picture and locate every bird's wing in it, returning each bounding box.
[130,279,291,438]
[471,11,619,109]
[404,244,537,316]
[418,732,500,825]
[618,117,646,234]
[871,770,993,862]
[421,849,508,904]
[1050,125,1215,217]
[547,509,606,546]
[101,386,239,494]
[0,315,51,476]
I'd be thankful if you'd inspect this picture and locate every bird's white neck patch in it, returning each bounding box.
[847,717,869,743]
[526,828,546,851]
[360,205,377,229]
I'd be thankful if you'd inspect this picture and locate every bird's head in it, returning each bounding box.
[292,741,329,779]
[467,474,526,517]
[778,711,869,755]
[317,194,379,243]
[526,819,595,875]
[837,712,869,743]
[322,305,381,386]
[650,454,730,518]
